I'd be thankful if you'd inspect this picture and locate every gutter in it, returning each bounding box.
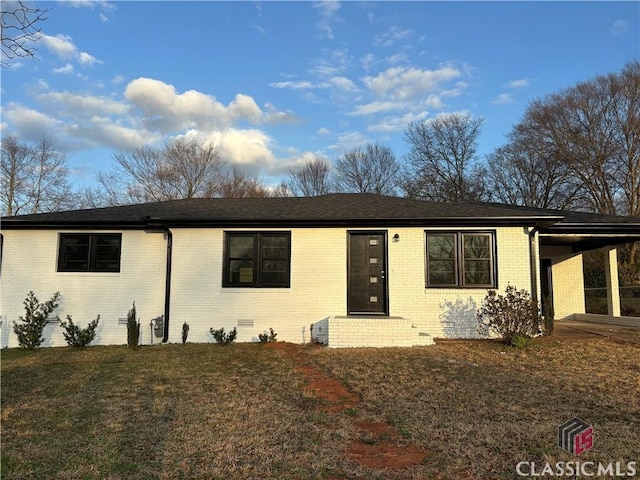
[163,227,172,343]
[528,226,540,304]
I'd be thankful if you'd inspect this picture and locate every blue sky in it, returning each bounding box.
[2,1,639,189]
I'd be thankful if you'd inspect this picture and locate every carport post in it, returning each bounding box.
[604,247,621,317]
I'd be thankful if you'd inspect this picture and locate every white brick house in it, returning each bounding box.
[1,194,638,348]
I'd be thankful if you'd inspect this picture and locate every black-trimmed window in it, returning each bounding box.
[58,233,122,272]
[426,231,496,288]
[224,232,291,288]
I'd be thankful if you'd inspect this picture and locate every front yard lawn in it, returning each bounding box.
[2,338,638,479]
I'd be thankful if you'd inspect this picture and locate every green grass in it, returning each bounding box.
[2,339,639,479]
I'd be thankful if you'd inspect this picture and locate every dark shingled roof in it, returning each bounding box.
[2,194,640,234]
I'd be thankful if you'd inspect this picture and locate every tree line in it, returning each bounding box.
[2,61,639,282]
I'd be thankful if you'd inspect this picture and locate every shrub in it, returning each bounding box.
[126,302,140,349]
[13,291,60,349]
[510,333,531,350]
[258,327,277,343]
[209,327,237,345]
[59,315,100,348]
[182,322,190,344]
[476,285,541,346]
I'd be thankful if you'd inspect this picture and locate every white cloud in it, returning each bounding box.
[363,65,461,101]
[493,93,514,105]
[329,131,369,151]
[374,26,413,47]
[111,75,125,85]
[198,128,275,170]
[59,1,116,10]
[367,111,429,133]
[314,1,342,39]
[360,53,376,71]
[39,34,77,59]
[69,117,158,150]
[99,13,109,22]
[350,100,402,116]
[386,53,409,65]
[317,127,331,135]
[125,77,297,133]
[251,22,266,34]
[36,91,130,116]
[263,104,299,125]
[2,103,63,140]
[329,76,358,91]
[610,20,628,36]
[78,51,101,66]
[270,80,316,89]
[52,63,75,75]
[506,79,529,88]
[39,33,101,68]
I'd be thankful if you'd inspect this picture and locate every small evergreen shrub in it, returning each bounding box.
[258,327,277,343]
[13,291,60,349]
[476,285,541,346]
[127,302,140,349]
[182,322,190,344]
[209,327,237,345]
[59,315,100,348]
[510,333,531,350]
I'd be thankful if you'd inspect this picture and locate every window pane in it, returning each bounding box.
[464,260,491,285]
[261,235,287,260]
[94,236,121,271]
[229,260,254,284]
[428,235,455,259]
[427,235,456,285]
[428,260,456,285]
[61,236,90,270]
[464,235,490,259]
[229,236,254,259]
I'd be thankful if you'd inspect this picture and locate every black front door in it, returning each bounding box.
[348,232,388,315]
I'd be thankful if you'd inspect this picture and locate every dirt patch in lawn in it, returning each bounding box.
[346,420,430,470]
[269,341,359,412]
[271,342,428,470]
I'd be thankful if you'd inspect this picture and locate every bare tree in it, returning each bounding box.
[97,137,227,205]
[497,60,640,285]
[332,142,400,195]
[1,1,49,68]
[288,155,332,197]
[403,112,487,202]
[486,130,582,209]
[218,165,282,198]
[1,136,75,216]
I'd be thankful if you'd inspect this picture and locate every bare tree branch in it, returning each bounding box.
[1,1,49,67]
[402,112,487,202]
[332,142,400,196]
[1,135,75,215]
[288,155,332,197]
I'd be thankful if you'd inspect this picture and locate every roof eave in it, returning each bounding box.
[0,213,564,230]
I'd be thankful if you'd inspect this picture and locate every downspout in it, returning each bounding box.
[528,226,540,304]
[163,227,173,343]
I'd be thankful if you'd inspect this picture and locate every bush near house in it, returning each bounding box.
[59,315,100,348]
[209,327,237,345]
[477,285,541,346]
[12,291,60,349]
[126,303,140,349]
